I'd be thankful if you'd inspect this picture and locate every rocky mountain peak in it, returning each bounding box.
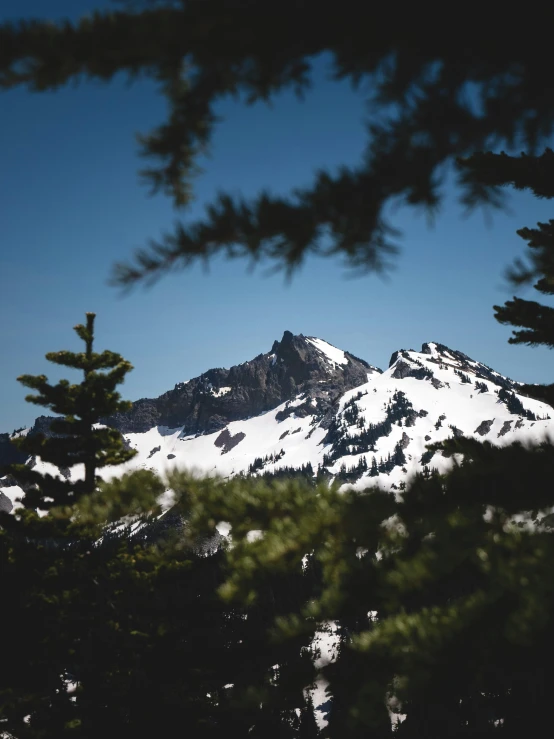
[421,342,472,363]
[99,332,378,436]
[387,342,519,392]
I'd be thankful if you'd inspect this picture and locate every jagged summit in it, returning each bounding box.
[100,331,377,436]
[388,342,518,391]
[390,342,477,367]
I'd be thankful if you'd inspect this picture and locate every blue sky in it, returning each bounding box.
[2,0,554,432]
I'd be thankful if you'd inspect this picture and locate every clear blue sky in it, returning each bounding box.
[2,0,554,432]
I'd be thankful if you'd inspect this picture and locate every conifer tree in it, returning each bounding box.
[0,314,316,738]
[299,693,320,738]
[370,456,378,477]
[5,312,136,511]
[0,311,322,737]
[458,149,554,406]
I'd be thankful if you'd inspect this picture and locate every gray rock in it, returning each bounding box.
[400,432,411,449]
[390,359,416,379]
[421,342,518,391]
[474,419,494,436]
[0,491,13,513]
[103,332,380,438]
[214,428,246,454]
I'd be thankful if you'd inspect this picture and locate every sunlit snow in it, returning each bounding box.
[2,341,553,511]
[306,337,348,367]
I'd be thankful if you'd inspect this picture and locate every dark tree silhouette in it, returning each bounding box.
[1,3,554,284]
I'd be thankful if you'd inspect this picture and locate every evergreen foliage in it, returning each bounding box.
[454,369,472,384]
[369,456,379,477]
[0,318,322,738]
[497,387,536,420]
[178,435,554,736]
[162,149,554,733]
[420,449,434,466]
[4,308,554,735]
[299,693,320,737]
[336,456,368,483]
[3,5,554,284]
[459,150,554,405]
[4,43,554,728]
[248,449,286,474]
[324,390,414,465]
[257,462,317,484]
[4,313,136,512]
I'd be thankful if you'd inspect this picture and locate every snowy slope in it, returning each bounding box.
[110,341,551,494]
[3,338,552,511]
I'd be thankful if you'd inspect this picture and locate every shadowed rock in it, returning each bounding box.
[475,419,494,436]
[104,332,380,436]
[214,428,246,454]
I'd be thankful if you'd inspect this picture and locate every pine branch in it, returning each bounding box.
[494,297,554,348]
[458,149,554,200]
[3,2,554,281]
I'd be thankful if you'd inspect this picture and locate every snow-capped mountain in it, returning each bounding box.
[1,333,553,512]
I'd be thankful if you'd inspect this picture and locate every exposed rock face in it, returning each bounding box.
[389,353,436,383]
[420,342,518,391]
[498,420,513,437]
[104,332,381,436]
[214,428,246,454]
[389,342,523,394]
[31,416,63,436]
[400,432,411,449]
[475,419,494,436]
[0,491,13,513]
[0,432,27,473]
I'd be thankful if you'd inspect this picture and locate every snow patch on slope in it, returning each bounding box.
[306,337,348,368]
[211,386,231,397]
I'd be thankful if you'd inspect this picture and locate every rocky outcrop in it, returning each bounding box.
[104,332,380,436]
[474,419,494,436]
[214,428,246,454]
[0,491,13,513]
[421,342,518,391]
[389,353,435,383]
[1,333,381,452]
[389,343,521,393]
[498,420,513,437]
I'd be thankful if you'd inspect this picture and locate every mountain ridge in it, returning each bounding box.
[1,333,553,513]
